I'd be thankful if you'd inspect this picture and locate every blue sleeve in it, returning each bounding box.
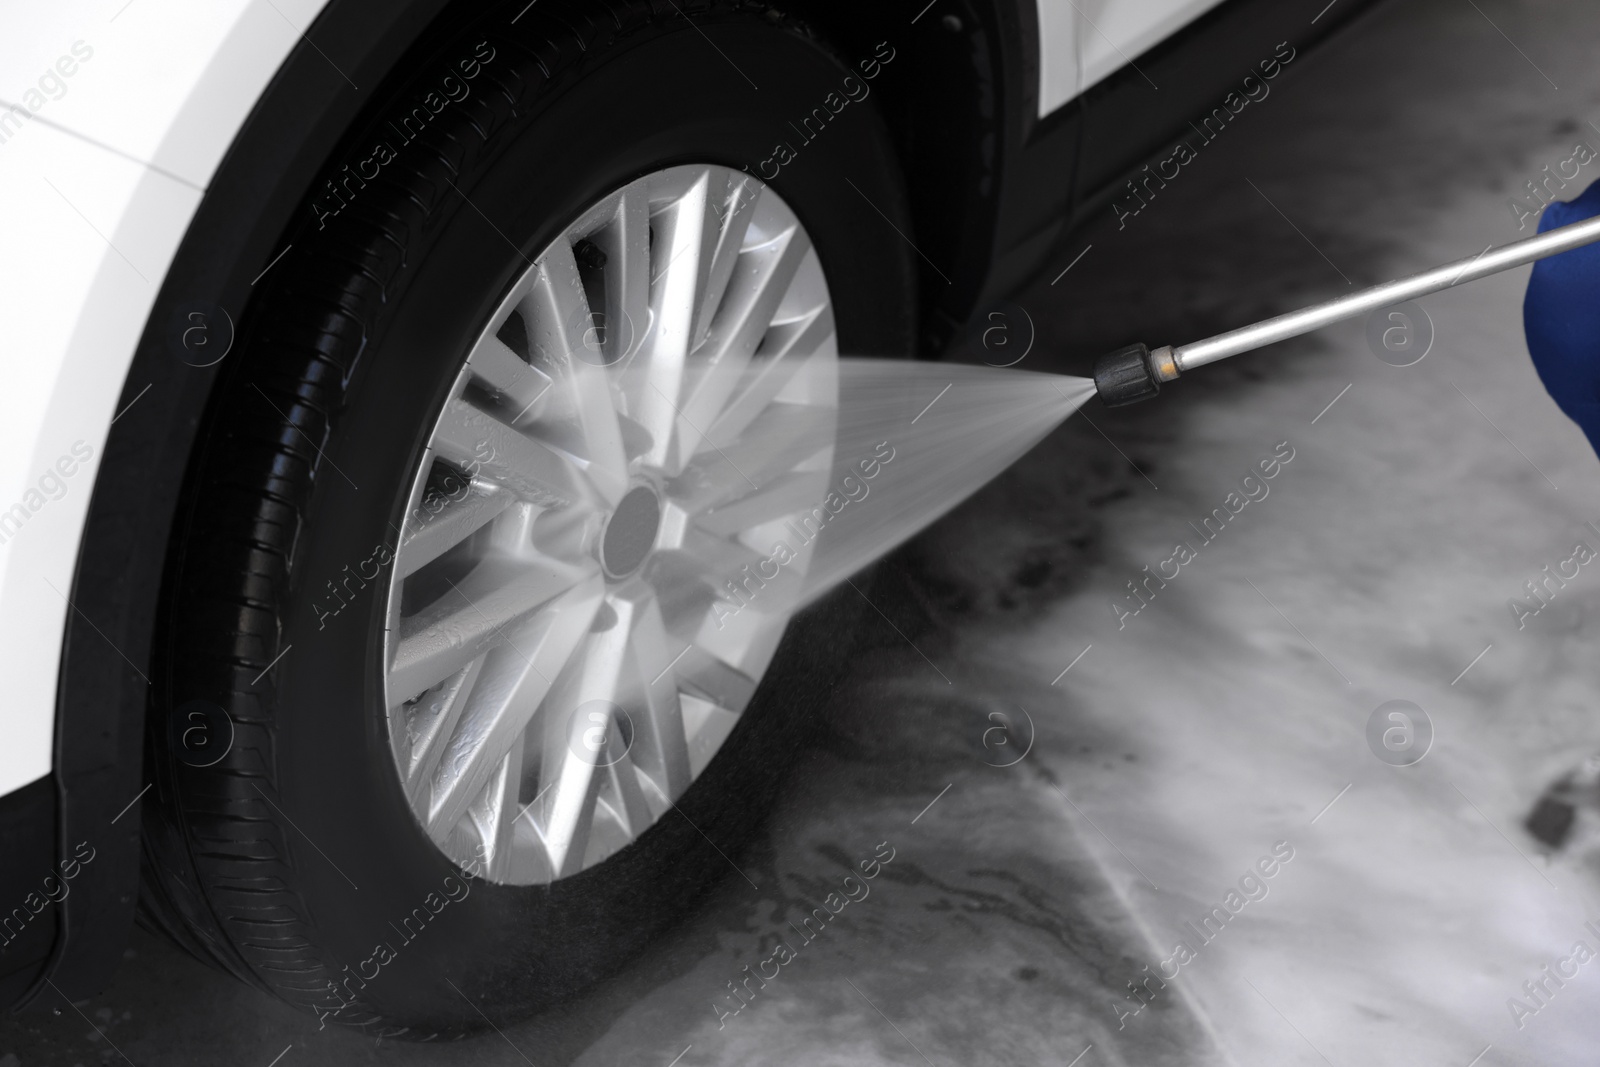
[1524,177,1600,457]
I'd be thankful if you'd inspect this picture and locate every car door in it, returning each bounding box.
[1037,0,1229,116]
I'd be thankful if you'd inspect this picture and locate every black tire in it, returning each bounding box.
[138,0,915,1038]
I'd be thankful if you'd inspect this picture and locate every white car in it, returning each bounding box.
[0,0,1379,1035]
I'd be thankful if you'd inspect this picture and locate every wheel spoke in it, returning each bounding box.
[597,746,654,839]
[609,582,692,802]
[654,534,806,643]
[423,575,604,836]
[706,555,807,622]
[391,557,597,711]
[703,308,834,451]
[465,738,523,882]
[395,480,514,580]
[597,183,652,372]
[696,469,831,537]
[398,655,486,807]
[529,578,675,872]
[672,401,834,515]
[650,526,760,631]
[537,730,604,877]
[468,334,553,424]
[690,172,760,352]
[679,694,741,780]
[523,240,629,502]
[531,632,622,876]
[671,643,758,712]
[433,397,592,507]
[672,219,812,468]
[628,169,725,470]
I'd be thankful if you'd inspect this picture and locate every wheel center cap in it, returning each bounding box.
[600,485,661,578]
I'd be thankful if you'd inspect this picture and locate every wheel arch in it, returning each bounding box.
[782,0,1039,351]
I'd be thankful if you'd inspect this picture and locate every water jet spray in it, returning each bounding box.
[1094,212,1600,407]
[760,212,1600,615]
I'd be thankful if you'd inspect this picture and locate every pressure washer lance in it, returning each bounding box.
[1093,212,1600,407]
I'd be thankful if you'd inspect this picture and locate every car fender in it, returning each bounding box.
[0,0,471,1007]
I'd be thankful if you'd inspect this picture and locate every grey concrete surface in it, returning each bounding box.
[8,0,1600,1063]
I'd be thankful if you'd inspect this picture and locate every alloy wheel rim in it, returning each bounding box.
[381,164,839,885]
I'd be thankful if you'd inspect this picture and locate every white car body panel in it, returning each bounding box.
[1036,0,1228,116]
[0,0,320,799]
[0,0,1211,799]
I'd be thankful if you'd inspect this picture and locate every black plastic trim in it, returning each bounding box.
[0,775,58,1007]
[979,0,1393,327]
[777,0,1029,351]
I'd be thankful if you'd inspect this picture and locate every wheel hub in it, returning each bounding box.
[599,485,660,579]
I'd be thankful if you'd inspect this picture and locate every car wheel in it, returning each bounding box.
[138,0,914,1037]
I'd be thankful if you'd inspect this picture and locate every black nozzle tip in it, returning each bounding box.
[1094,343,1161,407]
